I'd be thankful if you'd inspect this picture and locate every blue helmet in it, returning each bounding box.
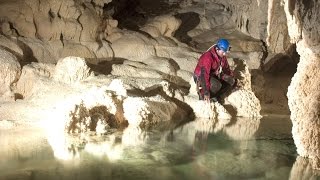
[216,38,230,52]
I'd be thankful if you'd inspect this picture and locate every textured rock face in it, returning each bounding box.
[211,0,268,40]
[0,48,21,99]
[284,0,320,169]
[287,42,320,168]
[0,0,114,63]
[140,15,182,38]
[0,0,110,41]
[16,63,54,99]
[267,0,291,54]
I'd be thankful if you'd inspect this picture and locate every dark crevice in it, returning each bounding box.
[260,40,268,72]
[86,57,125,75]
[8,21,20,37]
[16,38,38,64]
[48,9,55,20]
[174,12,200,45]
[288,0,296,15]
[246,19,249,32]
[60,33,64,47]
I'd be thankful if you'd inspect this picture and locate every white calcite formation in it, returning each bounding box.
[284,0,320,170]
[53,56,93,84]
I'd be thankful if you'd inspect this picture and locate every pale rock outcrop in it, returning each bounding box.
[233,58,252,91]
[18,38,62,63]
[111,31,157,60]
[2,56,192,135]
[111,63,164,79]
[53,56,93,84]
[140,15,182,38]
[144,56,179,76]
[78,7,101,42]
[123,96,187,129]
[155,45,200,73]
[184,84,232,120]
[226,90,261,118]
[0,48,21,100]
[177,70,193,84]
[0,35,23,58]
[61,42,96,58]
[80,40,114,59]
[16,62,55,99]
[230,51,263,70]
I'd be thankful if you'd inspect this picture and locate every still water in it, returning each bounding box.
[1,115,320,180]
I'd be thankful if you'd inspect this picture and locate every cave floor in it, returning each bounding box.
[1,114,319,180]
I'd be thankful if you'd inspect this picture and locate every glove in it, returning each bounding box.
[223,75,235,86]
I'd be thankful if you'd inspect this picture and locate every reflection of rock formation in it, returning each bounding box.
[46,130,124,161]
[289,156,320,180]
[0,124,51,168]
[223,117,261,140]
[122,125,149,146]
[172,117,231,147]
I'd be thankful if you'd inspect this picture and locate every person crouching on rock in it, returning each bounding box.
[193,38,236,103]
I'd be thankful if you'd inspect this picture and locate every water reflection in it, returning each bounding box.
[223,117,261,140]
[289,156,320,180]
[2,116,320,179]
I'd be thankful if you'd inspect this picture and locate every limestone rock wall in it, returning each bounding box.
[210,0,294,71]
[0,0,111,41]
[0,0,114,63]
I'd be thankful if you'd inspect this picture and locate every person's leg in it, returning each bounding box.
[193,74,203,100]
[216,81,233,102]
[209,76,222,101]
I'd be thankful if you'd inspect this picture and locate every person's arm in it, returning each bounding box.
[221,58,235,86]
[222,57,233,77]
[200,53,212,101]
